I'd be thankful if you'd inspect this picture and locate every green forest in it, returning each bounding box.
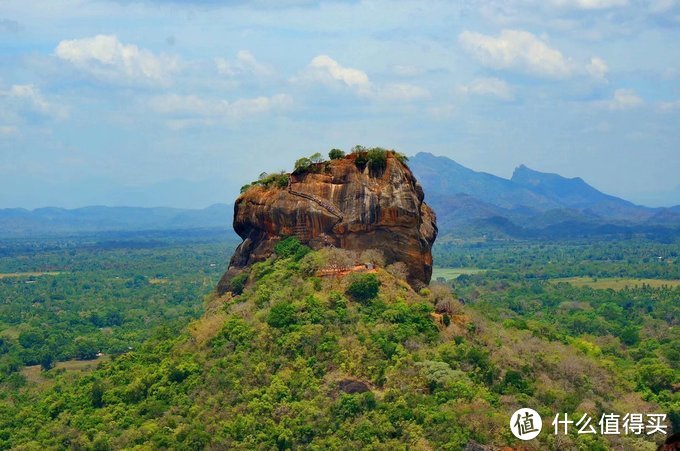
[0,233,677,449]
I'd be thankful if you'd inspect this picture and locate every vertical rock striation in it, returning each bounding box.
[218,151,437,293]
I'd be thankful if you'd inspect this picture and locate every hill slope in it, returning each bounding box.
[0,244,664,449]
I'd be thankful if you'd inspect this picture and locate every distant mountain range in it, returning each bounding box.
[409,152,680,240]
[1,153,678,240]
[0,204,234,238]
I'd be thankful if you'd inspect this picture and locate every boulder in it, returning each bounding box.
[218,151,437,293]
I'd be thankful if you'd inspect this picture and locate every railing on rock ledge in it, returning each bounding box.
[287,178,343,219]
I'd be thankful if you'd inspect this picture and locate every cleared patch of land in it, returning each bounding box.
[0,271,60,279]
[432,267,485,281]
[21,355,110,386]
[551,277,680,290]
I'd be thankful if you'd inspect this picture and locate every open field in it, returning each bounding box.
[550,277,680,290]
[21,355,110,386]
[0,271,61,279]
[432,267,485,281]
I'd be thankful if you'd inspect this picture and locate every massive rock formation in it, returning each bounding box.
[218,151,437,293]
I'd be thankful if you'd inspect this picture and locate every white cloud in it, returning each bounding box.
[459,77,514,100]
[549,0,628,9]
[459,29,573,78]
[306,54,371,91]
[55,35,179,86]
[597,89,643,110]
[0,84,67,120]
[297,55,428,101]
[215,50,273,78]
[586,57,609,80]
[148,92,292,125]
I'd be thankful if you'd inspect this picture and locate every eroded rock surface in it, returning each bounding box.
[218,152,437,293]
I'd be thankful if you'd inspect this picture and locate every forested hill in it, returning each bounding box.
[1,239,672,449]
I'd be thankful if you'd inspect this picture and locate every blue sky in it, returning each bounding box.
[1,0,679,208]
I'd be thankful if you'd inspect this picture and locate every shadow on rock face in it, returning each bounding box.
[217,151,437,295]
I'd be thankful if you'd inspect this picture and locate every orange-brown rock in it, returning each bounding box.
[217,152,437,293]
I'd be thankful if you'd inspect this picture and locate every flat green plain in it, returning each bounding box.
[432,267,485,280]
[551,276,680,290]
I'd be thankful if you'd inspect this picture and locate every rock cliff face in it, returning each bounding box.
[218,152,437,293]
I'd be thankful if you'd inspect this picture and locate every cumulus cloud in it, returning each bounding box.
[459,77,514,100]
[148,92,292,126]
[459,29,573,78]
[586,57,609,80]
[297,55,428,101]
[215,50,273,78]
[597,89,643,110]
[305,54,371,91]
[0,84,67,120]
[55,35,179,86]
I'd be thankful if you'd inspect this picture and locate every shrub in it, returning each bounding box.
[229,273,248,295]
[214,317,255,349]
[277,174,290,189]
[328,148,345,160]
[346,273,380,304]
[294,157,312,173]
[637,360,674,394]
[91,380,105,408]
[435,298,462,316]
[267,302,297,329]
[309,152,324,164]
[360,249,385,267]
[242,172,289,192]
[274,236,311,261]
[74,337,98,360]
[394,152,409,163]
[366,148,388,170]
[386,262,409,280]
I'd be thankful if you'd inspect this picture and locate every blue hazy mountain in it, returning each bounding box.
[407,153,561,212]
[1,153,678,240]
[0,204,234,238]
[408,152,680,239]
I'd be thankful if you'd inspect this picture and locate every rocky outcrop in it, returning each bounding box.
[218,151,437,293]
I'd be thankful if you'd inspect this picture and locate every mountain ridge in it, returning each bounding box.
[0,203,234,238]
[409,152,680,239]
[1,153,679,240]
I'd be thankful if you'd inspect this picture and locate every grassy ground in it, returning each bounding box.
[432,267,485,281]
[0,271,61,279]
[550,277,680,290]
[21,355,110,387]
